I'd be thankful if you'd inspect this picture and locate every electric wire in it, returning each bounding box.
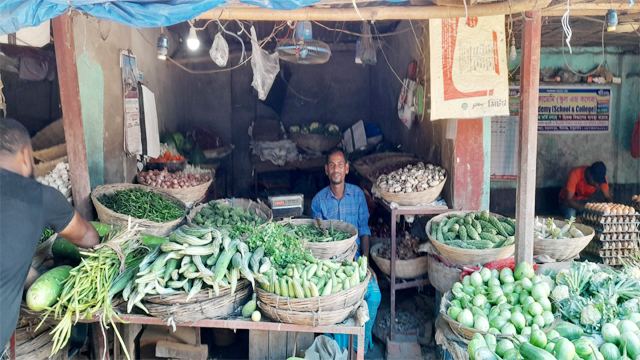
[561,20,606,77]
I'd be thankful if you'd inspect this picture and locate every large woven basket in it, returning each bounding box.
[534,221,594,261]
[136,172,213,204]
[256,270,370,312]
[187,198,273,226]
[91,184,186,238]
[370,242,429,279]
[289,133,342,153]
[426,254,462,294]
[335,242,358,262]
[258,300,362,327]
[439,291,557,340]
[375,177,447,206]
[140,280,251,323]
[279,218,358,260]
[426,211,515,266]
[360,155,420,182]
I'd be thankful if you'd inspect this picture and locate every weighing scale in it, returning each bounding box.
[268,194,304,218]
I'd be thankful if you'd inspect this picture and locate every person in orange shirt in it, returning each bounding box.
[559,161,613,219]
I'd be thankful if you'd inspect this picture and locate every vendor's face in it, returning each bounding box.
[585,170,598,187]
[326,152,349,186]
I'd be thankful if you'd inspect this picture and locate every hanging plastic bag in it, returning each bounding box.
[358,22,377,65]
[210,32,229,67]
[250,26,280,101]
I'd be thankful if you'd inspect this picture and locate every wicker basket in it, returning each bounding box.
[278,218,358,260]
[91,184,186,238]
[439,291,557,340]
[426,254,462,294]
[362,156,420,182]
[140,280,251,323]
[136,173,213,204]
[256,270,370,312]
[426,211,515,266]
[289,133,342,153]
[370,242,429,279]
[258,300,362,327]
[375,177,447,206]
[534,221,594,261]
[335,243,358,262]
[188,198,273,226]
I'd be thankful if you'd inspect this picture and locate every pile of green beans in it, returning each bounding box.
[284,223,352,243]
[99,189,186,223]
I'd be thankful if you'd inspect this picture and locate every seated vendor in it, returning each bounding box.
[559,161,613,219]
[311,148,380,355]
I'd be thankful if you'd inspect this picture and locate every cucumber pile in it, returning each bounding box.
[192,201,266,228]
[431,210,516,249]
[447,262,555,337]
[122,224,271,313]
[258,256,368,298]
[470,316,640,360]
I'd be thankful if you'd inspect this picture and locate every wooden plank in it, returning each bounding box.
[52,13,92,219]
[249,330,270,360]
[199,0,552,21]
[155,341,208,360]
[122,323,142,360]
[515,11,542,266]
[268,331,288,360]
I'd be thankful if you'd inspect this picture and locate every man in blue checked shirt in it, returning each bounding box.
[311,148,381,356]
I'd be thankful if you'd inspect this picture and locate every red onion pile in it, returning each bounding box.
[139,169,211,189]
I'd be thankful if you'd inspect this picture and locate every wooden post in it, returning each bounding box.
[515,11,542,265]
[52,13,92,219]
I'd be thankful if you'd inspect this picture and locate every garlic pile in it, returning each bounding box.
[376,162,446,194]
[36,162,72,202]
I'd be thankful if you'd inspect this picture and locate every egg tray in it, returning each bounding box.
[602,257,628,266]
[581,218,639,227]
[599,239,639,250]
[595,231,638,241]
[580,211,637,222]
[599,249,637,258]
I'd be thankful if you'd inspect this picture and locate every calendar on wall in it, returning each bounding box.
[490,115,519,180]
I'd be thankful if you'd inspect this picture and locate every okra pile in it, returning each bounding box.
[122,225,272,311]
[191,201,265,228]
[431,210,516,249]
[259,256,369,298]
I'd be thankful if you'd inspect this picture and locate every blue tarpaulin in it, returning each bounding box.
[0,0,355,35]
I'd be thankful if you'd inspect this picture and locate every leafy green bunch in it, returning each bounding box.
[245,223,311,268]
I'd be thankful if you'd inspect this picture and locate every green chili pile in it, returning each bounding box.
[284,223,352,243]
[99,188,186,223]
[39,228,55,244]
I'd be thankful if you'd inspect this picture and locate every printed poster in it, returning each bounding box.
[509,86,611,133]
[429,15,509,120]
[121,51,142,155]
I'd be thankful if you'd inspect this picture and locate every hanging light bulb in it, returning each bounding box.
[509,37,518,62]
[157,31,169,60]
[605,8,618,32]
[187,27,200,50]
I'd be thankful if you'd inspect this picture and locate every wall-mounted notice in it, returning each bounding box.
[510,86,611,133]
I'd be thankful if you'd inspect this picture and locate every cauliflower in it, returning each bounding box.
[289,126,300,133]
[551,285,570,302]
[328,124,340,134]
[300,127,309,134]
[556,269,572,286]
[624,267,640,280]
[620,298,640,317]
[580,304,602,326]
[309,122,320,130]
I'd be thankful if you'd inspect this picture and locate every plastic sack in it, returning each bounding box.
[358,22,376,65]
[210,32,229,67]
[250,26,280,101]
[304,335,348,360]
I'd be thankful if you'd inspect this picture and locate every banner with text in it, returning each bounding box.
[429,15,509,120]
[510,86,611,133]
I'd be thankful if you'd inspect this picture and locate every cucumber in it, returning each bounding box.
[26,265,72,311]
[141,234,168,247]
[519,341,557,360]
[242,294,257,318]
[555,322,585,341]
[51,238,81,263]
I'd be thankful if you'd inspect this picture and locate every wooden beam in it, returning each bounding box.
[52,13,93,220]
[199,0,551,20]
[515,11,542,266]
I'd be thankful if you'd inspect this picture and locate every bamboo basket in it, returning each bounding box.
[375,176,447,206]
[360,155,420,182]
[258,300,362,327]
[289,133,342,153]
[534,221,595,261]
[136,172,213,203]
[187,198,273,226]
[278,218,358,260]
[140,280,252,323]
[370,242,429,279]
[426,211,515,266]
[91,184,186,238]
[335,242,358,262]
[256,270,370,312]
[439,291,557,340]
[426,254,462,294]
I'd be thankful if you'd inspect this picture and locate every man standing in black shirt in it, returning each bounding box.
[0,118,100,348]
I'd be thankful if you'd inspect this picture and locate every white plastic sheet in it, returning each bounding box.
[250,26,280,101]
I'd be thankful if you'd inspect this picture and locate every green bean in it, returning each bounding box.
[99,188,185,222]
